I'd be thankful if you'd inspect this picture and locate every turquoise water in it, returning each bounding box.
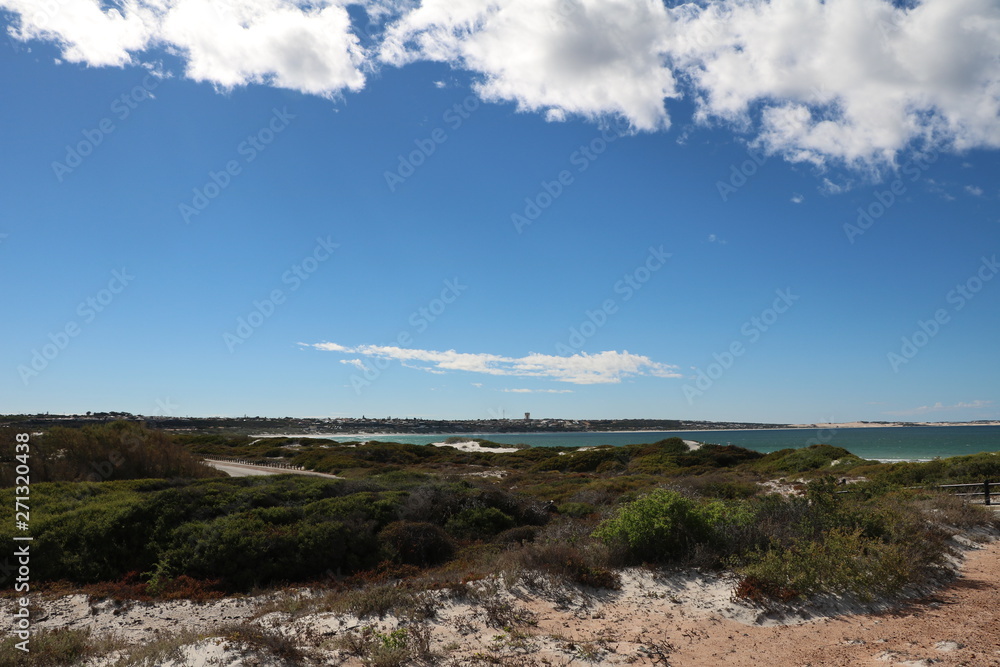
[309,425,1000,462]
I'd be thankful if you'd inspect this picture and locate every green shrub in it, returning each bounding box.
[0,476,403,590]
[556,502,596,518]
[531,447,629,473]
[671,472,760,499]
[505,539,620,590]
[493,525,538,545]
[627,453,680,475]
[379,521,455,566]
[398,482,468,525]
[753,444,865,475]
[735,527,913,601]
[446,507,516,539]
[0,422,221,486]
[336,624,436,666]
[592,489,724,562]
[596,460,626,474]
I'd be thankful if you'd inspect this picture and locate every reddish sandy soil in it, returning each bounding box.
[617,540,1000,666]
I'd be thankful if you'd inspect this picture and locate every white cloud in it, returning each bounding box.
[669,0,1000,166]
[160,0,365,96]
[884,399,993,417]
[379,0,678,131]
[966,185,985,196]
[304,341,680,384]
[339,358,367,371]
[6,0,1000,167]
[791,193,804,204]
[3,0,366,96]
[3,0,157,67]
[501,388,574,394]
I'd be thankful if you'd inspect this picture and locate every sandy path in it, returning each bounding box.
[203,460,342,479]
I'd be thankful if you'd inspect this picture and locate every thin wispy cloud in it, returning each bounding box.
[6,0,1000,168]
[501,388,574,394]
[302,342,680,384]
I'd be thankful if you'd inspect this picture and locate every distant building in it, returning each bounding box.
[524,412,531,421]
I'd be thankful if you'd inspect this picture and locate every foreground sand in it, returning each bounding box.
[625,538,1000,666]
[7,535,999,666]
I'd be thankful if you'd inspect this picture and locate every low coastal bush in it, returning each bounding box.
[5,423,997,606]
[446,507,516,538]
[590,479,987,601]
[592,489,726,563]
[556,501,597,518]
[379,521,455,567]
[336,624,436,667]
[503,538,621,590]
[0,471,556,592]
[869,451,1000,486]
[727,483,971,601]
[0,628,119,667]
[0,422,221,486]
[751,444,865,475]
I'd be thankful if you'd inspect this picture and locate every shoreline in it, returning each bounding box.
[250,422,1000,440]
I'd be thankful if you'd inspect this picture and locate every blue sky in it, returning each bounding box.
[1,0,999,423]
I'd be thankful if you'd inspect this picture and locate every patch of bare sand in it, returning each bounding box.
[653,536,1000,666]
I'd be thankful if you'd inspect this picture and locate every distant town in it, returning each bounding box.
[6,412,994,436]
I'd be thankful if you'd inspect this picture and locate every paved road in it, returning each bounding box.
[204,459,342,479]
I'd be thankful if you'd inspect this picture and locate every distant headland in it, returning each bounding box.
[3,412,998,436]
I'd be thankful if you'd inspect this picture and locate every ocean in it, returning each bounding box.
[290,425,1000,462]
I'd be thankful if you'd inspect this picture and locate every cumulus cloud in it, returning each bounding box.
[303,342,680,384]
[3,0,366,96]
[6,0,1000,166]
[3,0,156,66]
[160,0,365,96]
[669,0,1000,166]
[379,0,678,131]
